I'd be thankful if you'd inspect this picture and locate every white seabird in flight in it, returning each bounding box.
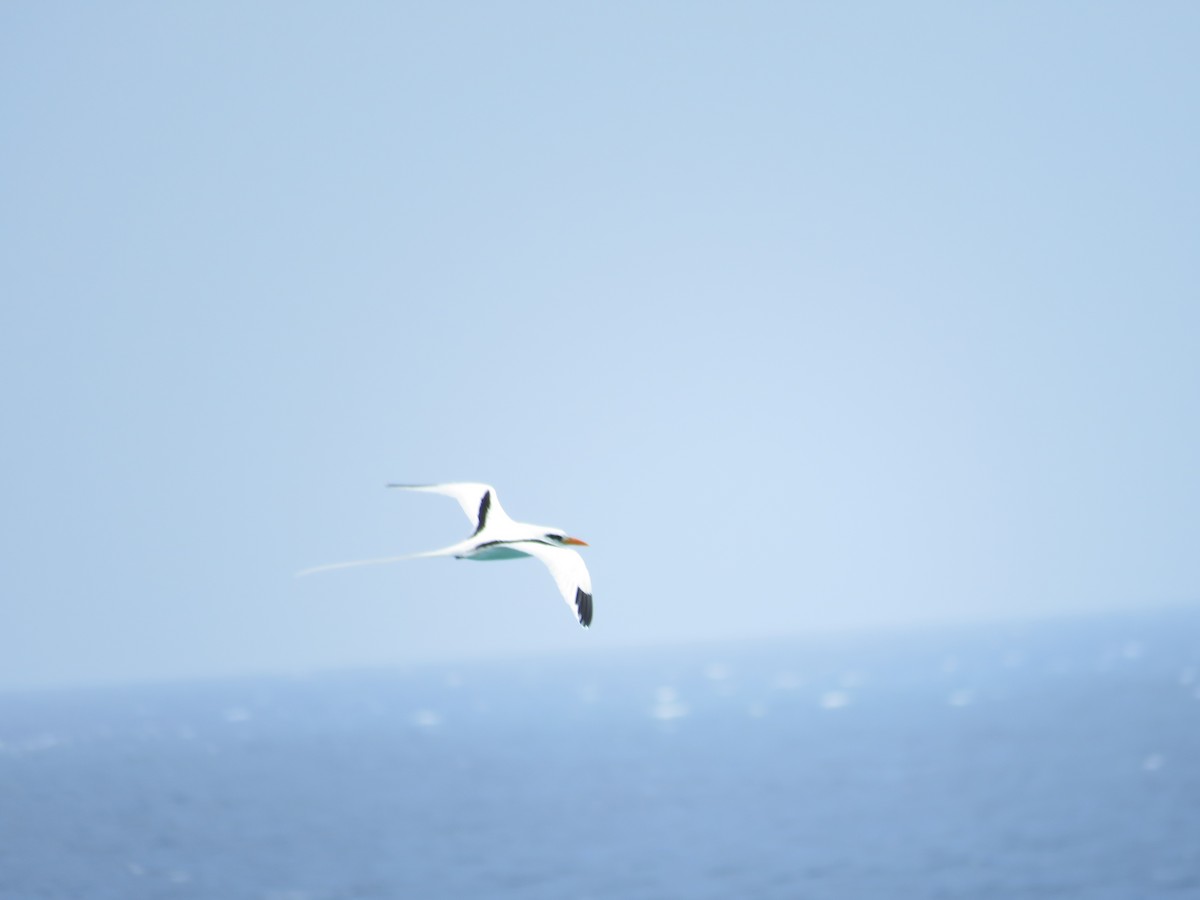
[298,482,593,627]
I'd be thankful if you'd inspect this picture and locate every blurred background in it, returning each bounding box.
[3,4,1200,899]
[2,1,1197,690]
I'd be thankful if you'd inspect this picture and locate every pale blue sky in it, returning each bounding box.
[2,3,1197,688]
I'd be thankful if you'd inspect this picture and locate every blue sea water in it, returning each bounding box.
[2,609,1199,899]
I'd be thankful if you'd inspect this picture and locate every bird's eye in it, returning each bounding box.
[547,534,564,542]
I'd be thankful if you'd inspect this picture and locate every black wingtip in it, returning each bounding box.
[575,587,593,628]
[471,490,491,537]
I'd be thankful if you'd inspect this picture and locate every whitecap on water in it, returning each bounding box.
[704,663,732,682]
[651,687,688,721]
[820,690,850,710]
[412,710,442,729]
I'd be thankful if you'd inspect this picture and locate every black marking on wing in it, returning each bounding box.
[472,490,491,536]
[575,587,593,628]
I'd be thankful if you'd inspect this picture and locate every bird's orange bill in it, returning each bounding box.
[564,537,589,546]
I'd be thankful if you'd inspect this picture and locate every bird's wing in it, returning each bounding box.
[386,482,510,536]
[514,541,594,628]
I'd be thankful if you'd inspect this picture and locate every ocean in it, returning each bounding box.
[2,609,1199,899]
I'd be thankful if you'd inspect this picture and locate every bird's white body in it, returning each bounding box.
[299,482,594,627]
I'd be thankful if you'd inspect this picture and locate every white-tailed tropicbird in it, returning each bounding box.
[298,482,593,627]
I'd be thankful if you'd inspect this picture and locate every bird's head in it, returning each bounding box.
[543,530,588,548]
